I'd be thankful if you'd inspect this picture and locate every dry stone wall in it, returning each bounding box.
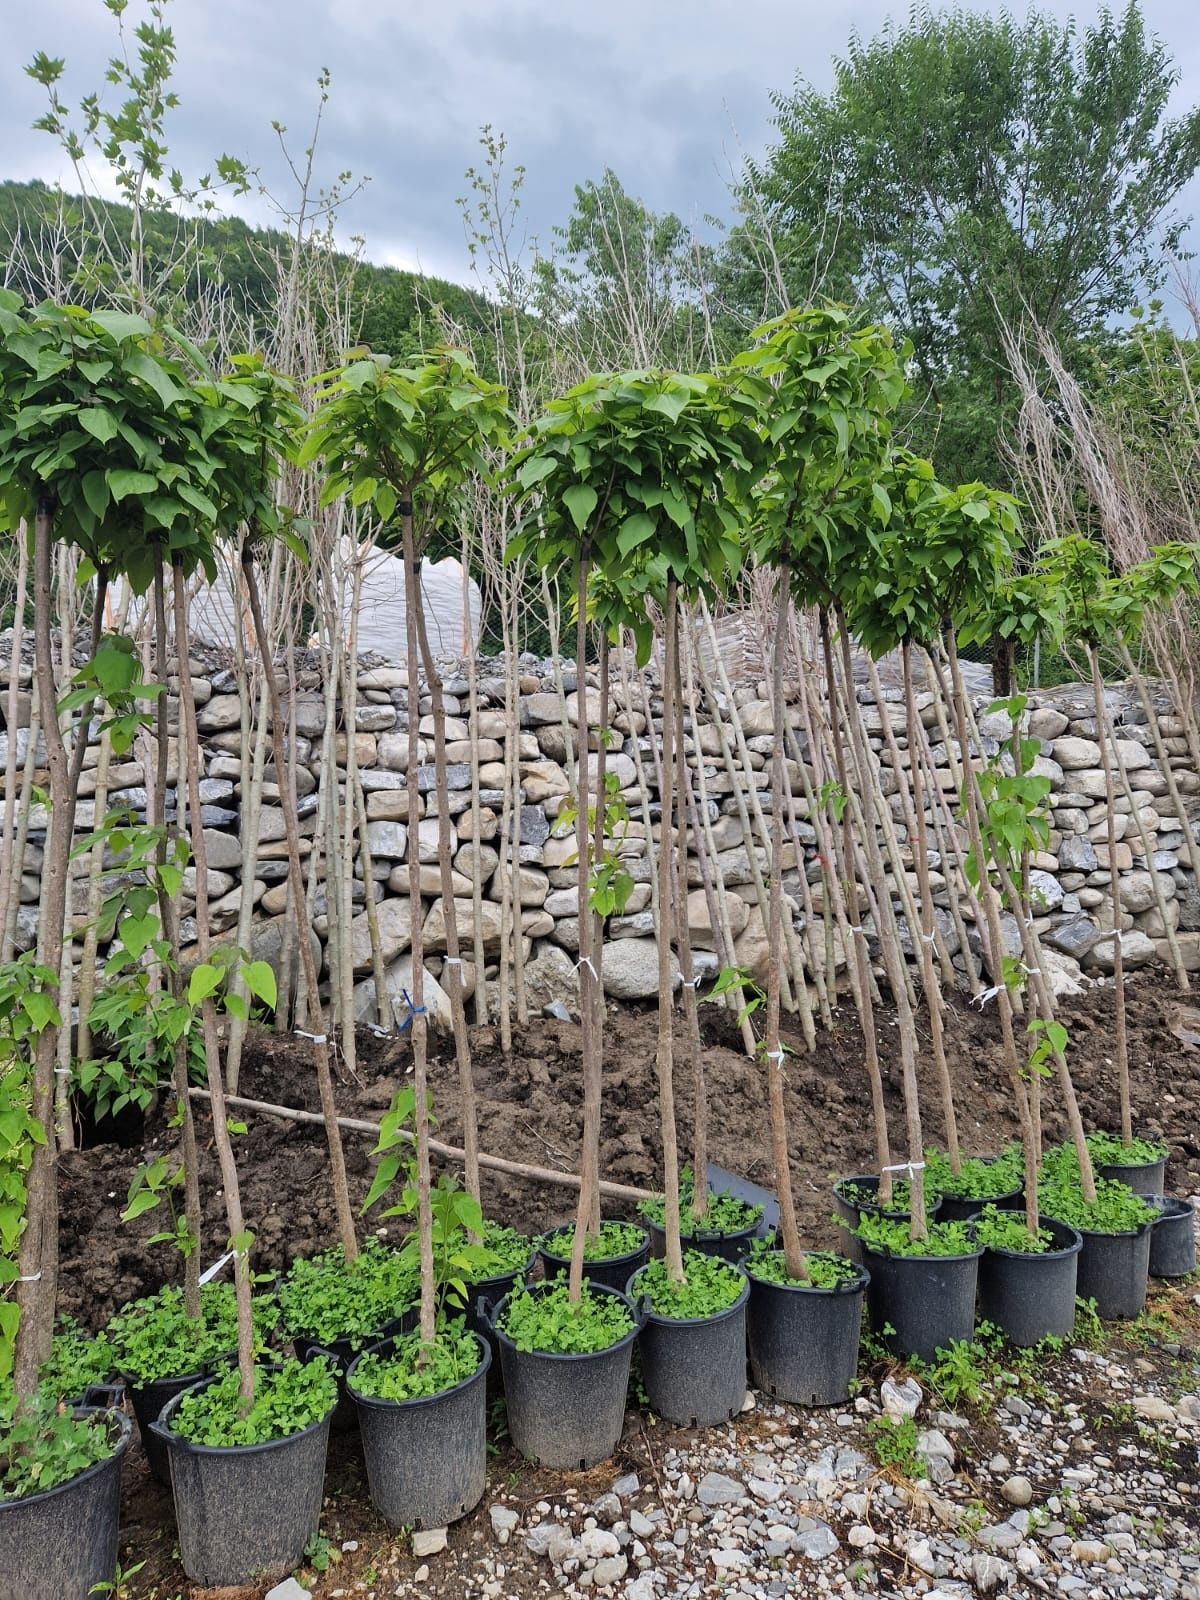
[2,640,1198,1024]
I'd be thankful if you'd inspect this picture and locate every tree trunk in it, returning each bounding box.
[172,559,257,1404]
[1088,644,1131,1146]
[152,560,203,1321]
[399,511,436,1345]
[242,551,359,1261]
[14,497,68,1396]
[414,571,481,1215]
[766,575,806,1278]
[902,639,960,1171]
[567,548,601,1302]
[817,609,893,1201]
[0,530,30,945]
[655,579,685,1285]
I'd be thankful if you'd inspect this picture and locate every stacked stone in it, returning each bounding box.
[2,637,1198,1022]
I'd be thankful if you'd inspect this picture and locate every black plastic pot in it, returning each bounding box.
[642,1215,761,1264]
[1096,1145,1168,1197]
[1075,1216,1155,1319]
[484,1282,643,1470]
[463,1253,537,1391]
[124,1363,218,1486]
[977,1219,1082,1346]
[0,1406,131,1600]
[150,1375,335,1587]
[293,1307,415,1431]
[861,1236,982,1363]
[936,1175,1023,1224]
[745,1254,869,1406]
[538,1224,650,1292]
[1149,1197,1196,1279]
[832,1176,944,1263]
[347,1331,490,1528]
[626,1265,749,1427]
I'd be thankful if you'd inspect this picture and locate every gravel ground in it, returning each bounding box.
[223,1263,1200,1600]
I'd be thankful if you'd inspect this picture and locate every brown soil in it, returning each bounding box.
[59,965,1200,1329]
[48,966,1200,1598]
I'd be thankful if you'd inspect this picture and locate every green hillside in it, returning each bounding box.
[0,178,491,358]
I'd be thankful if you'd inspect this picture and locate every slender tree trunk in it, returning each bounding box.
[14,497,68,1396]
[655,579,685,1284]
[766,575,806,1277]
[152,560,203,1320]
[414,573,481,1213]
[0,532,30,944]
[242,550,358,1260]
[832,617,927,1241]
[567,548,602,1301]
[902,639,960,1170]
[817,609,893,1200]
[1088,644,1131,1146]
[172,560,257,1404]
[400,512,436,1345]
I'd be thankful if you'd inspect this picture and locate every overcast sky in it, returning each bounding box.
[4,0,1200,292]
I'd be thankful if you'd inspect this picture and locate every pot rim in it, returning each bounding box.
[982,1219,1083,1262]
[538,1223,650,1268]
[0,1405,132,1513]
[639,1211,763,1244]
[346,1329,491,1412]
[744,1249,871,1297]
[291,1309,414,1362]
[1151,1196,1195,1223]
[466,1249,539,1293]
[120,1355,223,1392]
[859,1238,983,1265]
[624,1263,750,1327]
[489,1280,642,1363]
[150,1368,337,1457]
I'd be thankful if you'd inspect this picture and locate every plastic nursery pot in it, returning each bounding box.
[347,1332,491,1529]
[0,1406,132,1600]
[538,1224,651,1292]
[293,1308,416,1433]
[1075,1215,1156,1320]
[150,1376,336,1588]
[642,1215,762,1265]
[832,1177,944,1265]
[625,1265,750,1428]
[745,1254,869,1407]
[860,1234,982,1364]
[485,1282,642,1471]
[935,1162,1024,1224]
[977,1219,1083,1348]
[463,1251,538,1386]
[124,1363,220,1486]
[1096,1149,1169,1198]
[1149,1198,1196,1280]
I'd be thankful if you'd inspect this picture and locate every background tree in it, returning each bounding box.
[738,2,1200,488]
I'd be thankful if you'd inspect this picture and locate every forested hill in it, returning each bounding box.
[0,178,491,355]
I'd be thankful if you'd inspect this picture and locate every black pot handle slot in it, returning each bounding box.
[474,1294,495,1333]
[81,1381,126,1412]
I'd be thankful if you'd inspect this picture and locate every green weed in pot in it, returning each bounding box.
[1084,1131,1168,1167]
[278,1237,417,1350]
[855,1215,976,1257]
[640,1167,763,1237]
[746,1238,862,1289]
[924,1144,1024,1200]
[499,1280,634,1355]
[36,1319,115,1404]
[168,1357,337,1448]
[633,1252,744,1319]
[544,1220,646,1262]
[0,1391,118,1501]
[973,1206,1056,1253]
[1038,1178,1157,1235]
[106,1281,277,1384]
[349,1319,482,1404]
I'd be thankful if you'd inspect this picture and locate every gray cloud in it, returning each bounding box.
[4,0,1200,292]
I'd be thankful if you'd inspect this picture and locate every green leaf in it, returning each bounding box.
[562,483,598,533]
[241,960,277,1009]
[187,964,223,1006]
[78,408,119,445]
[106,468,159,503]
